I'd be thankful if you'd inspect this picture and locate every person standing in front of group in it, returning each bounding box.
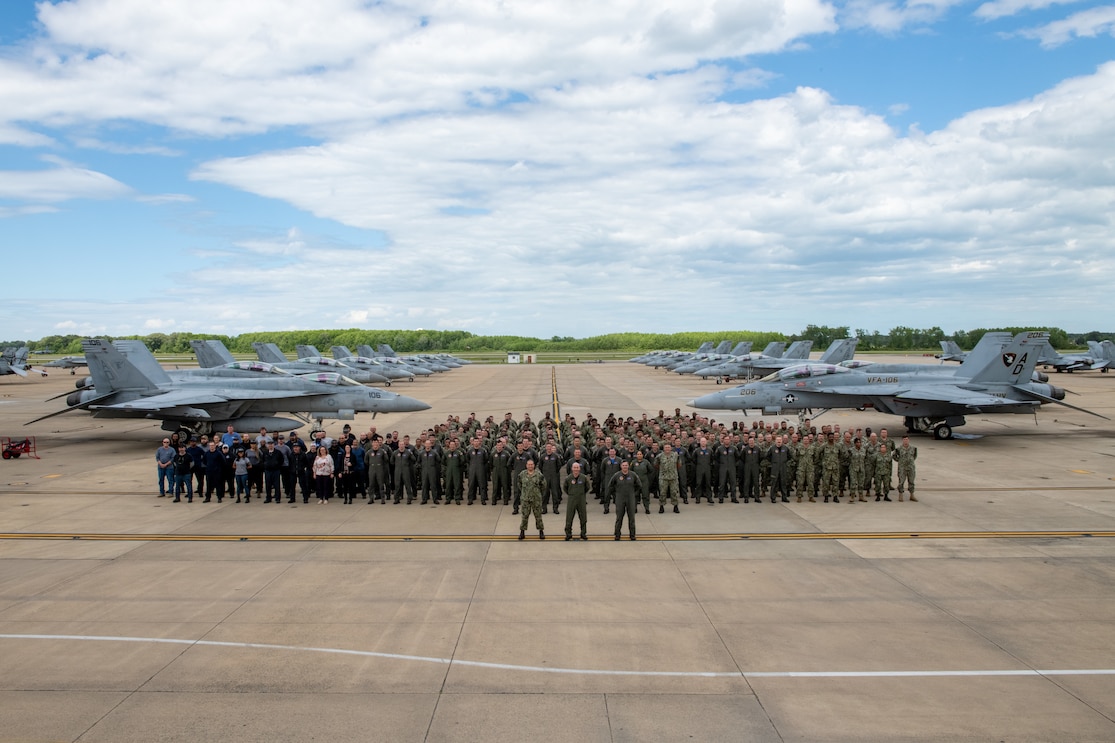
[607,460,644,541]
[313,446,335,503]
[517,459,548,540]
[562,462,592,540]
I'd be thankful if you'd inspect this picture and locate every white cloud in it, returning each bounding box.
[973,0,1084,20]
[136,193,195,205]
[0,162,131,202]
[72,137,182,156]
[841,0,966,32]
[1016,4,1115,46]
[177,62,1115,335]
[0,0,837,138]
[1,0,1113,338]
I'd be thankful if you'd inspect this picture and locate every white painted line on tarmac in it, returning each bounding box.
[3,634,1115,679]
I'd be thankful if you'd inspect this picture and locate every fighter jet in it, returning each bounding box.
[1036,340,1110,373]
[936,340,967,363]
[0,347,47,378]
[251,342,392,384]
[689,332,1105,440]
[631,342,713,365]
[41,355,88,374]
[1087,340,1114,373]
[28,339,430,437]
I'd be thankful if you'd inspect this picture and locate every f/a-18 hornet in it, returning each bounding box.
[28,339,430,437]
[689,332,1105,440]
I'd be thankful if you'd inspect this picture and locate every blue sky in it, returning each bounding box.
[1,0,1113,341]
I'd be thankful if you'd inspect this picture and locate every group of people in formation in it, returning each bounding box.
[154,408,919,542]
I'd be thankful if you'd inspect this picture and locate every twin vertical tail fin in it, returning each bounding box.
[83,339,163,393]
[967,332,1045,385]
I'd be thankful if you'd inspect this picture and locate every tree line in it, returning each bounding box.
[4,327,1110,356]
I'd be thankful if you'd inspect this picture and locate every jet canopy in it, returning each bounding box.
[298,372,364,386]
[295,357,346,367]
[222,362,291,375]
[762,364,853,383]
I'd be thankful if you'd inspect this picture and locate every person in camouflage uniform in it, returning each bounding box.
[847,437,867,503]
[874,443,893,501]
[893,436,919,502]
[820,433,843,502]
[795,434,816,502]
[517,459,548,539]
[655,442,681,513]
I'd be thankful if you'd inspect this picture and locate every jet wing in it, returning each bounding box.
[817,384,1035,410]
[96,388,322,412]
[892,386,1033,409]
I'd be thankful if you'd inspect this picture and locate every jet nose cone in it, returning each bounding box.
[393,395,431,412]
[688,392,723,409]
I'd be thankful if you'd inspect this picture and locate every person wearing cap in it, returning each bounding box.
[262,440,285,503]
[187,436,207,499]
[233,449,252,503]
[172,445,193,503]
[275,434,295,502]
[290,441,312,503]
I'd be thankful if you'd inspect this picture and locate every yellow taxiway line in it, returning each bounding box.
[1,530,1113,543]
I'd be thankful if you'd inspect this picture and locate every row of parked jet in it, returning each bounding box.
[190,341,469,384]
[632,339,860,382]
[7,341,471,381]
[939,339,1114,373]
[683,332,1108,440]
[0,347,48,377]
[28,339,437,438]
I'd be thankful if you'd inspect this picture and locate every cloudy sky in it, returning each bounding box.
[1,0,1113,341]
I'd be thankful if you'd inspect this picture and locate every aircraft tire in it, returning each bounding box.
[933,424,952,440]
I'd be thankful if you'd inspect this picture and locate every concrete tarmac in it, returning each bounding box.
[2,359,1115,742]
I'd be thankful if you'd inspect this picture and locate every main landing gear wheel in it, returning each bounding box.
[933,424,953,440]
